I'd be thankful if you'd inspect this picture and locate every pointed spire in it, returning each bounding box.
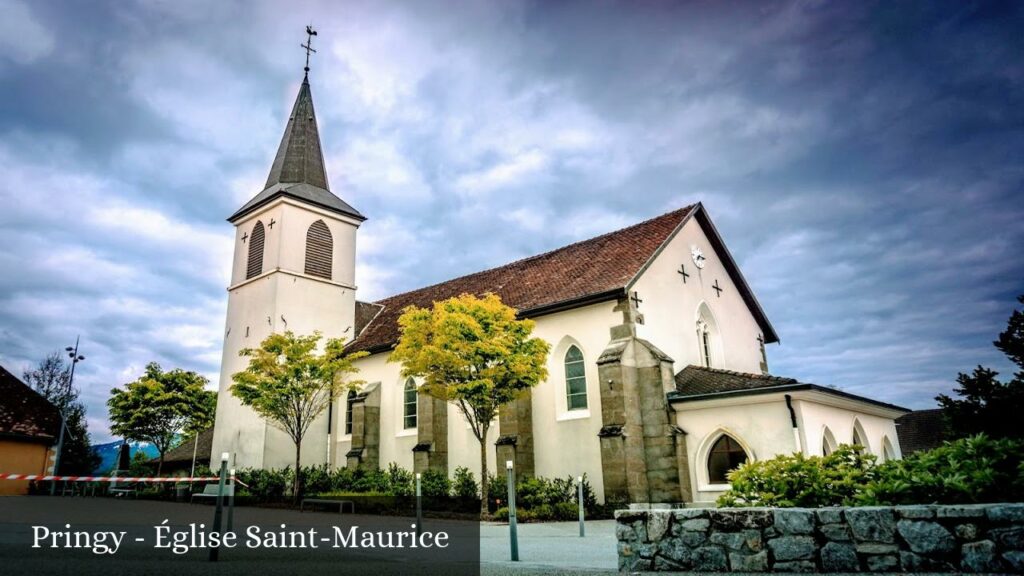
[264,74,330,191]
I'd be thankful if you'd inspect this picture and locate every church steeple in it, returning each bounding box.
[228,29,364,224]
[264,74,330,191]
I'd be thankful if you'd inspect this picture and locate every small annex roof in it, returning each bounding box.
[148,427,214,466]
[0,364,61,443]
[895,408,948,454]
[670,365,910,414]
[347,203,779,355]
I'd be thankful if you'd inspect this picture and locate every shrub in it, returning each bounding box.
[717,445,879,507]
[236,467,292,503]
[420,469,451,498]
[302,464,333,495]
[385,463,414,496]
[718,435,1024,508]
[860,434,1024,505]
[486,473,597,518]
[452,466,479,499]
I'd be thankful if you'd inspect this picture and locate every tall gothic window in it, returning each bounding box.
[564,345,588,410]
[246,221,265,279]
[304,219,333,279]
[403,378,417,430]
[822,427,838,456]
[344,390,357,435]
[697,319,712,368]
[707,434,748,484]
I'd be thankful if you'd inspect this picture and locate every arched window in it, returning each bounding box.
[822,427,838,456]
[246,221,265,279]
[882,436,896,462]
[698,321,712,368]
[403,378,417,430]
[564,345,588,410]
[695,302,720,368]
[344,390,357,435]
[852,419,869,453]
[707,434,748,484]
[304,219,333,279]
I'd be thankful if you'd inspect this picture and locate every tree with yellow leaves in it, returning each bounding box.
[390,293,550,514]
[232,331,366,502]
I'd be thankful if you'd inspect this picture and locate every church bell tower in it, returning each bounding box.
[210,34,365,469]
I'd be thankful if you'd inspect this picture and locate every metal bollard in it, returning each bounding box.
[506,460,518,562]
[415,472,422,538]
[209,453,228,562]
[577,476,585,537]
[227,468,235,534]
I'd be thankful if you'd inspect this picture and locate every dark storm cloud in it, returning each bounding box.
[0,0,1021,441]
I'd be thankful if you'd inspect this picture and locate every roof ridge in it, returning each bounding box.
[372,204,696,305]
[682,364,798,383]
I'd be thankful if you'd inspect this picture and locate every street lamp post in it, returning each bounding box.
[50,336,85,496]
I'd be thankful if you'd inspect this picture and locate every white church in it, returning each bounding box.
[210,71,908,505]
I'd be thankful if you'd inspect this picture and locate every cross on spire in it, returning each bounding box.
[301,25,318,73]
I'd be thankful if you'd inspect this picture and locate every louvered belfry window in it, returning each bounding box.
[304,219,333,279]
[246,221,265,280]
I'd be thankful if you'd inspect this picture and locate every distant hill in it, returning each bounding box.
[91,440,159,474]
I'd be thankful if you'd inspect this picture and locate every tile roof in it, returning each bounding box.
[229,75,364,223]
[0,364,61,443]
[354,301,384,338]
[347,205,699,354]
[895,408,948,455]
[674,365,798,396]
[149,427,214,465]
[670,365,910,414]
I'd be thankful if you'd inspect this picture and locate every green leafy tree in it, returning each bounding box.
[107,363,216,475]
[23,352,100,474]
[390,293,550,514]
[937,295,1024,439]
[231,331,366,503]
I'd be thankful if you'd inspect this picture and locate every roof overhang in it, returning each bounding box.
[228,183,366,224]
[668,382,909,419]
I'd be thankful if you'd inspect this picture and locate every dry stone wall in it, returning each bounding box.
[616,504,1024,572]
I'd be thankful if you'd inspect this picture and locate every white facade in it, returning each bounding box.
[211,77,907,502]
[210,198,362,469]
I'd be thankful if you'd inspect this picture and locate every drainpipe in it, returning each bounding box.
[785,394,802,454]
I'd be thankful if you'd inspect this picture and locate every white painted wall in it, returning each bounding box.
[673,390,905,504]
[632,217,767,375]
[673,395,797,503]
[793,394,903,460]
[339,300,619,499]
[211,197,361,470]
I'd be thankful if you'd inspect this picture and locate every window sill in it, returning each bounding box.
[396,428,417,438]
[339,434,352,442]
[556,409,591,422]
[698,482,731,493]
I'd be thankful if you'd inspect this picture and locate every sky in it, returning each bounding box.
[0,0,1021,444]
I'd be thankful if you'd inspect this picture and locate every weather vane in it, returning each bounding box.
[302,25,318,73]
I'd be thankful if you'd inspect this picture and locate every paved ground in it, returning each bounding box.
[480,519,617,574]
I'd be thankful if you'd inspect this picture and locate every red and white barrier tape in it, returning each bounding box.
[2,474,229,483]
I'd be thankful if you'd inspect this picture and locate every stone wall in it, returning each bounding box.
[616,504,1024,572]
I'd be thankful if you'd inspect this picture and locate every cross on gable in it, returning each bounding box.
[677,264,690,283]
[268,219,276,229]
[712,279,723,297]
[757,334,764,345]
[241,232,248,243]
[630,291,643,308]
